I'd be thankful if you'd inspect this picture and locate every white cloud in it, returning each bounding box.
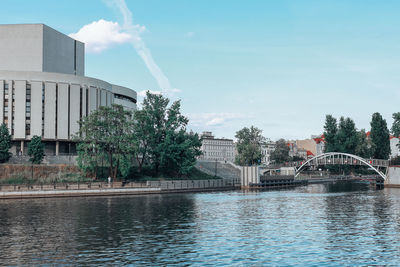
[188,113,250,128]
[106,0,180,96]
[186,32,195,38]
[71,1,180,96]
[69,19,140,53]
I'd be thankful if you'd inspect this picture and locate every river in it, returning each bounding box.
[1,181,400,266]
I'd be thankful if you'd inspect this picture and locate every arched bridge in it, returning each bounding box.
[294,152,389,180]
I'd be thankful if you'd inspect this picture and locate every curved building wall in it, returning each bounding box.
[112,84,137,112]
[0,70,137,154]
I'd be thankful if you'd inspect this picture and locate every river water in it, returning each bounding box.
[1,181,400,266]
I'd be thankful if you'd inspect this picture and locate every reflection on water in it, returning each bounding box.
[1,182,400,265]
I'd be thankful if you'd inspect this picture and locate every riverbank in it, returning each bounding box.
[0,179,237,199]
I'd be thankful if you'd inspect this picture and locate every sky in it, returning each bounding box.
[1,0,400,140]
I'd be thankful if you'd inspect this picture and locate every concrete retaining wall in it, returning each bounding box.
[386,167,400,187]
[0,164,80,180]
[241,166,260,187]
[146,179,233,190]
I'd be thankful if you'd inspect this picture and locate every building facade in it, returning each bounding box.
[261,141,276,166]
[0,24,137,155]
[198,132,236,162]
[390,137,400,159]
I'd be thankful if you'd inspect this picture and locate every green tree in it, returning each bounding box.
[133,92,169,175]
[270,139,290,164]
[133,91,201,176]
[234,126,265,166]
[323,115,338,152]
[370,112,391,159]
[391,112,400,137]
[27,135,44,164]
[355,129,372,158]
[0,123,12,163]
[75,104,135,179]
[160,130,202,176]
[335,117,359,154]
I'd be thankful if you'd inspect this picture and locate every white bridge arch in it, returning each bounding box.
[294,152,388,180]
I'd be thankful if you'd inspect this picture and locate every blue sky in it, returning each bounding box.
[1,0,399,140]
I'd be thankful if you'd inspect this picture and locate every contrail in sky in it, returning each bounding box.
[109,0,179,96]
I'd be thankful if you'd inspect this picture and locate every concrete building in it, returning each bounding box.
[261,141,275,166]
[295,135,325,157]
[0,24,137,155]
[198,131,236,162]
[390,137,400,159]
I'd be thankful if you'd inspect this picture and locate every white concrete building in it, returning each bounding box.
[390,137,400,159]
[261,141,275,166]
[198,132,236,162]
[0,24,137,155]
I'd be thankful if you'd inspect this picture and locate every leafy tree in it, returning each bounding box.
[355,129,372,158]
[133,91,201,176]
[391,112,400,137]
[75,104,135,179]
[335,117,359,154]
[133,92,169,175]
[234,126,265,165]
[160,130,202,176]
[0,123,12,163]
[323,115,338,152]
[370,112,391,159]
[76,142,103,178]
[270,139,290,164]
[27,135,44,164]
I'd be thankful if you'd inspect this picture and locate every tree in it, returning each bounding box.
[355,129,372,158]
[391,112,400,137]
[160,130,202,176]
[323,115,338,153]
[370,112,391,159]
[0,123,12,163]
[133,92,169,175]
[235,126,265,166]
[335,117,359,154]
[28,135,44,164]
[133,91,201,176]
[75,104,135,179]
[270,139,290,164]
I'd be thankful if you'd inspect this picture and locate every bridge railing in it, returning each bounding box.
[266,155,389,169]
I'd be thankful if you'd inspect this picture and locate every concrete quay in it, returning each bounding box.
[0,179,237,199]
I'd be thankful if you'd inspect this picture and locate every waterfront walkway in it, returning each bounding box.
[0,179,237,199]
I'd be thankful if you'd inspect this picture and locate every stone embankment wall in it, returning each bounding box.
[0,164,80,180]
[146,179,235,190]
[386,167,400,187]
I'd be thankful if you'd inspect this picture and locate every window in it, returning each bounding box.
[114,93,137,104]
[25,83,31,136]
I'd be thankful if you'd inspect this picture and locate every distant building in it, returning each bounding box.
[261,141,275,165]
[390,137,400,158]
[198,131,236,162]
[295,135,325,157]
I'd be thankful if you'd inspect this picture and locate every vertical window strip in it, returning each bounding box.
[68,85,70,139]
[42,82,45,137]
[3,82,8,125]
[11,81,14,136]
[55,84,58,138]
[25,83,31,136]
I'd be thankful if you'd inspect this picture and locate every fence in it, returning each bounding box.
[0,181,147,192]
[146,179,235,190]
